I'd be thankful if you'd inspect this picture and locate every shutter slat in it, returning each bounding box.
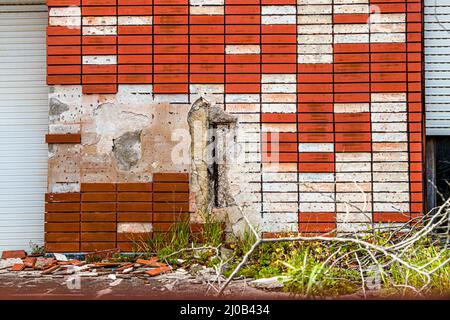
[0,5,47,251]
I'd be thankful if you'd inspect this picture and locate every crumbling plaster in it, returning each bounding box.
[47,86,265,235]
[47,85,191,192]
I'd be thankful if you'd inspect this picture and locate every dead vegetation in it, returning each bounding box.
[124,198,450,298]
[1,199,449,298]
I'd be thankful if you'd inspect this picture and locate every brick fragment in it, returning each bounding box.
[23,257,37,268]
[136,257,158,266]
[1,250,26,259]
[145,265,171,277]
[11,264,25,271]
[41,265,60,275]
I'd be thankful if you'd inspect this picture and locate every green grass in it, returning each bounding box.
[129,216,450,298]
[227,233,450,298]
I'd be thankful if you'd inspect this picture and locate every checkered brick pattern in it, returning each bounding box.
[46,0,423,235]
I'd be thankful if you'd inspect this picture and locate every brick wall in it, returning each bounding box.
[45,0,423,243]
[45,173,189,252]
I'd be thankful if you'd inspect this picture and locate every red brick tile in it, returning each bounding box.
[11,264,26,271]
[1,250,26,259]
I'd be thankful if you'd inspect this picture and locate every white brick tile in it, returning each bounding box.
[237,113,259,123]
[262,103,297,113]
[262,74,297,84]
[297,15,332,24]
[336,182,371,192]
[299,182,335,192]
[370,23,405,33]
[262,5,296,15]
[372,132,408,142]
[83,16,117,26]
[373,152,408,162]
[190,0,224,4]
[371,33,405,43]
[49,17,81,27]
[298,34,333,44]
[298,44,333,54]
[262,15,297,25]
[373,162,408,172]
[337,222,372,233]
[373,192,410,202]
[335,0,368,4]
[336,152,371,162]
[298,54,333,64]
[226,94,260,103]
[298,0,332,4]
[371,113,407,122]
[334,103,369,113]
[262,84,296,93]
[298,24,333,34]
[336,192,371,203]
[336,162,371,172]
[118,223,152,233]
[373,172,409,182]
[337,202,372,213]
[264,193,298,202]
[49,7,81,16]
[337,213,371,224]
[263,163,298,172]
[263,183,298,192]
[334,4,369,14]
[297,5,332,15]
[373,182,409,192]
[372,142,408,152]
[152,94,189,103]
[82,26,117,35]
[336,172,372,182]
[262,93,296,103]
[82,55,117,65]
[371,122,407,132]
[190,6,224,15]
[299,173,335,182]
[299,192,335,202]
[226,103,260,113]
[263,172,297,182]
[300,202,335,212]
[334,24,369,33]
[298,143,334,152]
[262,219,298,233]
[263,202,298,212]
[373,202,409,212]
[334,34,369,43]
[226,45,260,55]
[262,123,297,132]
[371,102,406,113]
[117,16,152,25]
[371,92,406,102]
[370,13,405,23]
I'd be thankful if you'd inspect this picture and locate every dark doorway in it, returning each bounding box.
[427,137,450,208]
[426,137,450,237]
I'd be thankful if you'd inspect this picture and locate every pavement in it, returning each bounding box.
[0,272,292,300]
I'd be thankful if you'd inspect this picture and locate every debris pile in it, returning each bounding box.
[0,249,173,279]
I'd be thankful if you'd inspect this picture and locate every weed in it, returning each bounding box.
[194,209,224,247]
[231,228,258,256]
[29,241,45,256]
[135,221,190,259]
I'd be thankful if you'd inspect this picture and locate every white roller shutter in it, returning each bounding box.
[0,3,48,251]
[425,0,450,135]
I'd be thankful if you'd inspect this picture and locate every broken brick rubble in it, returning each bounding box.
[1,250,26,259]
